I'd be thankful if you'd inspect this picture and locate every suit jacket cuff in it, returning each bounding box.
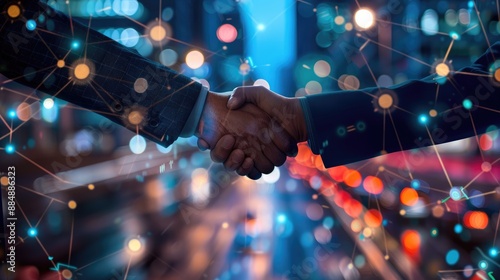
[299,97,320,155]
[180,86,209,137]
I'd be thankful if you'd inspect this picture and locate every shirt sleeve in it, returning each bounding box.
[180,86,209,137]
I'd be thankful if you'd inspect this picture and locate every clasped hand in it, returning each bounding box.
[196,86,308,179]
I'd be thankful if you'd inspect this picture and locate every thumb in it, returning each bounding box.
[227,86,262,110]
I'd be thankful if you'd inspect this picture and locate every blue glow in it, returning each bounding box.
[468,1,475,9]
[445,249,459,265]
[490,248,498,257]
[72,41,80,49]
[257,24,266,31]
[418,115,428,125]
[5,144,15,154]
[277,214,286,223]
[129,135,146,154]
[479,260,488,270]
[454,223,463,234]
[26,20,37,31]
[449,32,460,40]
[323,217,334,229]
[462,99,473,110]
[8,110,16,118]
[411,179,420,189]
[28,228,38,237]
[450,187,462,201]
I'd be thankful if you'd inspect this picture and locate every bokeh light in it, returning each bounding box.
[186,50,205,69]
[129,135,147,154]
[400,187,418,206]
[216,24,238,43]
[354,9,375,29]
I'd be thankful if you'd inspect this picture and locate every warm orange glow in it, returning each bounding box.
[327,166,347,182]
[364,209,383,227]
[464,211,489,229]
[401,230,421,251]
[363,176,384,194]
[7,5,21,18]
[344,169,362,187]
[344,199,363,218]
[334,191,351,208]
[314,156,326,170]
[400,187,419,206]
[480,134,493,151]
[350,219,363,233]
[296,144,312,164]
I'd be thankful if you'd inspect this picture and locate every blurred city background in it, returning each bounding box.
[2,0,500,279]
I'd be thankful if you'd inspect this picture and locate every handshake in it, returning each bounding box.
[195,86,308,180]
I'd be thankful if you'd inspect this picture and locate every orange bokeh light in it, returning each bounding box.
[401,230,421,251]
[327,165,347,182]
[480,134,493,151]
[464,211,489,229]
[344,199,363,218]
[364,209,383,228]
[344,169,362,187]
[363,176,384,194]
[400,187,419,206]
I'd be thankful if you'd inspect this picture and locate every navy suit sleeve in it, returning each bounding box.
[302,42,500,168]
[0,1,202,147]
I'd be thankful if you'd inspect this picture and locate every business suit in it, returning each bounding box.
[302,42,500,167]
[0,1,206,148]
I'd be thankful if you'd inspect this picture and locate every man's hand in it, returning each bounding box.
[207,86,308,174]
[195,91,297,179]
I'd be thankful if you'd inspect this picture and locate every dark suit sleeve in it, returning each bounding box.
[0,1,203,147]
[302,42,500,167]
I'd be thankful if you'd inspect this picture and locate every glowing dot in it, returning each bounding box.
[222,222,229,229]
[449,187,462,201]
[88,184,95,190]
[334,16,345,25]
[350,219,362,232]
[479,260,488,270]
[216,24,238,43]
[43,98,54,109]
[186,50,204,69]
[462,98,473,110]
[399,209,406,216]
[435,63,450,77]
[5,144,15,154]
[364,209,383,227]
[354,9,375,29]
[495,68,500,82]
[72,41,80,49]
[400,187,418,206]
[68,200,77,209]
[401,230,420,251]
[490,248,498,257]
[254,79,270,89]
[410,179,421,189]
[347,263,353,269]
[464,211,489,229]
[8,110,16,118]
[257,24,265,31]
[150,25,167,42]
[61,269,72,279]
[378,94,394,109]
[7,5,21,18]
[134,78,148,93]
[429,109,437,117]
[432,205,445,218]
[345,23,353,31]
[16,102,31,122]
[446,249,459,265]
[344,169,362,187]
[127,238,142,252]
[363,176,384,195]
[418,114,428,125]
[378,166,385,172]
[129,135,147,154]
[454,223,463,234]
[26,19,36,31]
[28,228,38,237]
[305,81,322,94]
[482,162,492,172]
[239,62,251,75]
[480,134,493,151]
[314,60,331,78]
[449,32,460,40]
[0,176,8,186]
[363,228,373,238]
[384,255,389,260]
[74,63,90,80]
[57,60,65,68]
[431,228,438,237]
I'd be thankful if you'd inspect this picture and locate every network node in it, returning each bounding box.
[68,200,77,209]
[7,5,21,19]
[449,187,462,201]
[489,248,498,257]
[481,162,492,172]
[354,8,375,30]
[378,94,393,109]
[495,68,500,83]
[150,25,167,42]
[5,144,15,154]
[429,109,437,117]
[26,19,36,31]
[28,228,38,237]
[478,260,488,270]
[127,111,144,126]
[435,62,450,77]
[88,184,95,190]
[74,63,90,80]
[127,238,142,253]
[61,269,73,280]
[418,114,428,125]
[57,60,65,68]
[462,98,473,110]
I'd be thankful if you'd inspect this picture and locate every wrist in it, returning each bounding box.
[290,97,308,142]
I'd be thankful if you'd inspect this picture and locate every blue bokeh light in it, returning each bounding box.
[454,223,463,234]
[26,19,37,31]
[5,144,15,154]
[28,228,38,237]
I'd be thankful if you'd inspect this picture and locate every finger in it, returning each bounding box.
[210,135,236,163]
[15,266,39,280]
[236,157,254,176]
[269,120,298,157]
[261,143,287,167]
[223,149,245,171]
[253,152,275,174]
[247,167,262,180]
[197,138,210,151]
